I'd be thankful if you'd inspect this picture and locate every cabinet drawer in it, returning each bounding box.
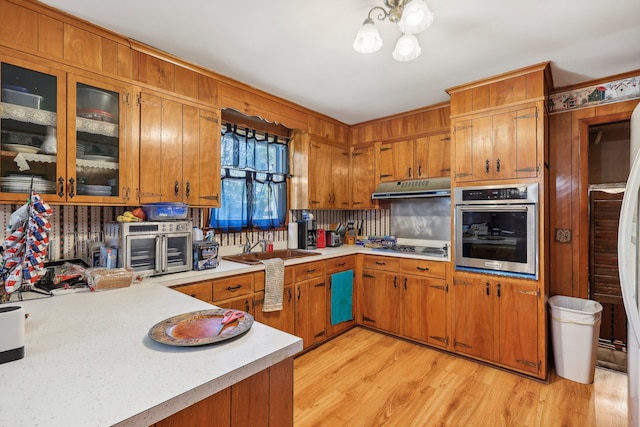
[173,280,213,302]
[293,261,325,282]
[326,255,356,275]
[400,259,446,279]
[254,268,293,292]
[213,274,253,301]
[363,255,400,272]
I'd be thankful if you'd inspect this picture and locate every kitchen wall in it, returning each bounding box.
[0,204,391,262]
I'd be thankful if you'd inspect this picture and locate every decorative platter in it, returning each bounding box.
[2,143,40,154]
[148,309,253,347]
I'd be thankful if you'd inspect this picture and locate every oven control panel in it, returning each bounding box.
[455,183,538,204]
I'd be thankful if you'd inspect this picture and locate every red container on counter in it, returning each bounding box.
[316,228,326,248]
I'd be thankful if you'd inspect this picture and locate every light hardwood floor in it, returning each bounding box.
[294,327,627,426]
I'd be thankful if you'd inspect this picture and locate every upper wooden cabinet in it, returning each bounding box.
[377,132,451,182]
[307,140,350,209]
[448,62,550,184]
[452,105,539,182]
[350,145,376,209]
[308,115,349,146]
[138,90,220,207]
[0,52,134,204]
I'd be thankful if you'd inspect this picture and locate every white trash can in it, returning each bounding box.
[548,295,603,384]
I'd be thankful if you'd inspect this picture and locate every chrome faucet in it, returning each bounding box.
[244,238,267,253]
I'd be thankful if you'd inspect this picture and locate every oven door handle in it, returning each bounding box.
[161,235,168,273]
[154,235,162,274]
[457,205,531,213]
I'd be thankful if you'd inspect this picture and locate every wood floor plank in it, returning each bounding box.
[294,327,627,426]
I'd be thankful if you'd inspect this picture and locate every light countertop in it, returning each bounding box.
[0,282,302,427]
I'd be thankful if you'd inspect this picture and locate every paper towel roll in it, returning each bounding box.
[0,306,25,364]
[287,222,298,249]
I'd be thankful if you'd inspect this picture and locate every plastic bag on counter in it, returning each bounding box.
[85,267,133,291]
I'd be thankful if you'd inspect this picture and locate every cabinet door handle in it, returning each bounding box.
[485,159,490,174]
[185,181,191,198]
[496,158,501,173]
[403,277,407,290]
[245,299,250,312]
[174,180,180,197]
[68,177,75,198]
[497,283,502,297]
[418,166,422,177]
[297,286,301,300]
[393,276,397,288]
[57,176,65,197]
[408,167,412,178]
[486,282,490,296]
[227,285,242,292]
[288,287,292,302]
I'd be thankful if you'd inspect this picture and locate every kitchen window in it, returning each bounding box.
[209,123,289,232]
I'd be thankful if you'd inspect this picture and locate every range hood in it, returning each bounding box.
[372,177,451,200]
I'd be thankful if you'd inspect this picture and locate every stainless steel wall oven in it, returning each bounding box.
[454,183,538,278]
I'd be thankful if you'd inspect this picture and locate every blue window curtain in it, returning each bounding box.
[210,123,289,232]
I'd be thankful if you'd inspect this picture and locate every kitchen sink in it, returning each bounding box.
[222,249,320,265]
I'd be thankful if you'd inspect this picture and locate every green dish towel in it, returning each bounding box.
[331,270,353,325]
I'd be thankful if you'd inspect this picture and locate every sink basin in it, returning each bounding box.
[222,249,321,265]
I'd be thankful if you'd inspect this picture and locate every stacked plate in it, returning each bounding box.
[0,175,55,193]
[76,143,86,159]
[77,184,112,196]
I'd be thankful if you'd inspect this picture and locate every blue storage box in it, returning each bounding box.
[142,203,188,221]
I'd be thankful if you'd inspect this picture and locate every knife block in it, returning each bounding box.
[0,306,25,364]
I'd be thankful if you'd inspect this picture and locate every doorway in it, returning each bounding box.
[588,120,631,372]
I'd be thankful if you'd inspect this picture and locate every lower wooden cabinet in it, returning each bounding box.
[254,285,295,335]
[452,272,542,376]
[154,357,293,427]
[325,255,356,338]
[359,255,449,347]
[295,277,327,350]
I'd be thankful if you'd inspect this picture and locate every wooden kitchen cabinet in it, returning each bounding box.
[254,267,295,335]
[293,260,327,350]
[378,139,413,182]
[400,259,449,348]
[350,145,376,209]
[0,52,134,204]
[254,285,295,335]
[326,255,356,338]
[155,357,294,427]
[295,277,327,350]
[378,133,451,183]
[452,104,539,182]
[359,255,401,334]
[138,90,220,207]
[452,272,541,376]
[360,255,449,346]
[173,280,213,303]
[308,140,350,209]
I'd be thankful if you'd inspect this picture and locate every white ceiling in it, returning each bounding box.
[39,0,640,125]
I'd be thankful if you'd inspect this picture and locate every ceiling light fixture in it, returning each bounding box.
[353,0,434,62]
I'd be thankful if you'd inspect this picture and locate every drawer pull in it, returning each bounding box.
[306,268,316,274]
[375,261,386,266]
[227,285,242,292]
[416,266,430,272]
[337,262,346,267]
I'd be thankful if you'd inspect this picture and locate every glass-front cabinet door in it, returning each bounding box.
[0,58,65,202]
[0,55,131,203]
[67,74,129,203]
